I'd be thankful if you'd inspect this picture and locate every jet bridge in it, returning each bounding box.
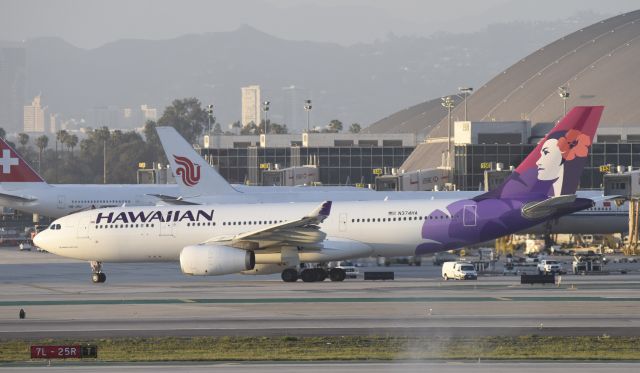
[603,169,640,255]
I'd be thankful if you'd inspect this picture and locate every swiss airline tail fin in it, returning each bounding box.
[155,127,238,195]
[0,137,46,185]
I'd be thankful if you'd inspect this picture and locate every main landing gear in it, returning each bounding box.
[280,267,346,282]
[90,261,106,283]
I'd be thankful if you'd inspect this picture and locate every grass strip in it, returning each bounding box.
[0,335,639,362]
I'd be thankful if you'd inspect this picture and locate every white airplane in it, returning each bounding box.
[156,126,628,234]
[0,137,171,218]
[34,106,604,283]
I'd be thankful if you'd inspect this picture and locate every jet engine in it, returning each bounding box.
[180,245,255,276]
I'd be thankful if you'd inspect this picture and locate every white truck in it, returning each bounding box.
[442,261,478,280]
[537,259,563,274]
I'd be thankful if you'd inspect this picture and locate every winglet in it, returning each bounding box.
[307,201,332,222]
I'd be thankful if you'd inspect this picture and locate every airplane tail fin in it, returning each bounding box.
[0,137,46,185]
[482,106,603,200]
[155,127,238,195]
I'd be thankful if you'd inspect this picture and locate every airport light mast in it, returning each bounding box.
[458,87,473,121]
[441,96,455,189]
[304,99,313,132]
[206,104,214,142]
[262,101,270,134]
[558,86,570,117]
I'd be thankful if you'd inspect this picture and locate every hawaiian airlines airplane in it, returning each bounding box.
[34,106,603,283]
[157,125,628,234]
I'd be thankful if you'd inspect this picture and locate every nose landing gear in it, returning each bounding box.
[90,261,106,283]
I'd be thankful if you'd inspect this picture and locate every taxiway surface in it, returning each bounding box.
[2,247,640,339]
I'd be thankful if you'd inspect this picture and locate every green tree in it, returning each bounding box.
[156,98,207,143]
[241,121,258,135]
[56,130,68,152]
[349,123,362,134]
[213,122,223,135]
[35,135,49,171]
[67,134,78,155]
[0,127,5,139]
[18,133,29,148]
[269,122,289,134]
[326,119,343,133]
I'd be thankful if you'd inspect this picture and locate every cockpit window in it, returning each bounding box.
[49,224,62,230]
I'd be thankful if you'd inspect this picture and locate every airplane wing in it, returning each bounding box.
[0,191,37,203]
[204,201,332,249]
[147,194,201,205]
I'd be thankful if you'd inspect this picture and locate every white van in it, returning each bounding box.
[442,261,478,280]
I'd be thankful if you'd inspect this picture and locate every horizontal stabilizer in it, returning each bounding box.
[0,191,37,203]
[521,194,577,220]
[147,194,201,205]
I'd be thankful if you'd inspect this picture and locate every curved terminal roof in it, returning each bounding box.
[369,10,640,139]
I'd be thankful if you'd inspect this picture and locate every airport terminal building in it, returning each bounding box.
[198,121,640,192]
[201,133,416,186]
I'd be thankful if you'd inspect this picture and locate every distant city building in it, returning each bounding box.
[23,95,45,133]
[140,104,157,122]
[241,85,261,127]
[49,113,58,133]
[282,85,304,132]
[0,44,26,134]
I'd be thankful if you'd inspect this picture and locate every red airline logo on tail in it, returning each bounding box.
[0,138,45,183]
[173,155,201,187]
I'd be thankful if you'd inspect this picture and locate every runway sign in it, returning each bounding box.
[31,345,97,359]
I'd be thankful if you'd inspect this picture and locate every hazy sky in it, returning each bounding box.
[1,0,638,48]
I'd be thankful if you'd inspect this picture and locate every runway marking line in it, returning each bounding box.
[1,296,640,307]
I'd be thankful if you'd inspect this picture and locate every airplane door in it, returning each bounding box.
[57,195,66,210]
[463,205,477,227]
[160,221,174,236]
[339,213,348,232]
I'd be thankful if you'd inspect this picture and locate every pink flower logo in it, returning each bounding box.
[557,129,591,161]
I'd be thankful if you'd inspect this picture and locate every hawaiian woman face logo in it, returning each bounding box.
[536,129,591,196]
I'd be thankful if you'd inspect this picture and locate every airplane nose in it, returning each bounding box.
[33,230,47,250]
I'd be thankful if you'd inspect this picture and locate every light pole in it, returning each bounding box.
[558,86,570,117]
[458,87,473,121]
[441,96,455,167]
[304,99,312,132]
[206,104,214,140]
[262,101,270,134]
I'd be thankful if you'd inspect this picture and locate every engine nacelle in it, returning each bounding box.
[180,245,255,276]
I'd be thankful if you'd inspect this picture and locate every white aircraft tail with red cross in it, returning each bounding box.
[0,137,48,195]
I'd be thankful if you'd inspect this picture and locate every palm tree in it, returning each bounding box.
[56,130,68,153]
[67,134,78,155]
[35,135,49,171]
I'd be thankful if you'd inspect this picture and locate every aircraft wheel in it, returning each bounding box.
[281,268,298,282]
[98,273,106,283]
[329,268,346,282]
[301,269,317,282]
[315,268,327,281]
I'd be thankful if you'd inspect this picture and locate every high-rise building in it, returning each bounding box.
[241,85,261,127]
[0,44,26,134]
[23,95,45,133]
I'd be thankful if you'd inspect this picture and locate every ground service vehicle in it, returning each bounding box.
[442,262,478,280]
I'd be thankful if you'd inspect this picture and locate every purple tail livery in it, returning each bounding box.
[416,106,603,255]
